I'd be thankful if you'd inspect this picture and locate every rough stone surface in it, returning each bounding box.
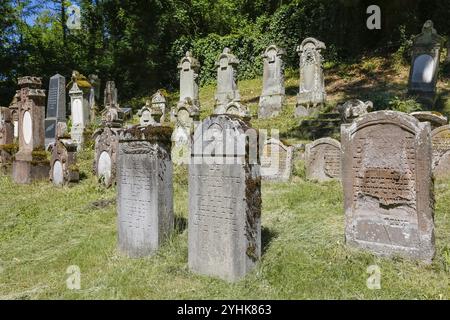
[93,126,120,187]
[341,110,435,262]
[337,99,373,123]
[117,125,173,258]
[12,76,50,184]
[178,51,200,108]
[0,107,15,171]
[408,20,444,106]
[69,82,85,150]
[305,137,341,181]
[214,48,241,113]
[151,90,167,123]
[410,111,447,130]
[431,124,450,178]
[172,100,199,165]
[258,45,285,118]
[295,38,326,117]
[9,92,20,139]
[260,138,293,181]
[189,114,261,282]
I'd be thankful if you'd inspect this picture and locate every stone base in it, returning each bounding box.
[258,95,284,118]
[13,160,50,184]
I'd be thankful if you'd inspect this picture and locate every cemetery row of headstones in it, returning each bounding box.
[0,20,449,282]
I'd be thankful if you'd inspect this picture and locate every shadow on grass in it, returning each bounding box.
[262,226,278,255]
[175,215,187,234]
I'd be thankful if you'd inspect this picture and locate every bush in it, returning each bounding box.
[388,96,422,113]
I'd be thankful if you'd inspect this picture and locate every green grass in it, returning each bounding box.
[1,57,450,299]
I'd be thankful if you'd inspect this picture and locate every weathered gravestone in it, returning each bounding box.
[408,20,444,106]
[258,45,285,118]
[260,137,293,182]
[337,99,373,123]
[117,125,173,257]
[0,107,15,173]
[177,51,200,108]
[305,137,341,182]
[45,74,66,149]
[341,111,435,262]
[9,92,20,139]
[12,76,50,184]
[93,125,121,188]
[295,38,327,117]
[410,111,447,130]
[214,48,241,114]
[49,122,79,186]
[69,70,92,125]
[431,125,450,178]
[220,101,250,119]
[69,82,85,150]
[138,101,157,126]
[88,74,100,121]
[189,114,261,282]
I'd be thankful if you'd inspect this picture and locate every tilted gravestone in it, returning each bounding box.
[305,137,341,182]
[189,114,261,282]
[295,38,327,117]
[12,76,50,184]
[259,45,286,118]
[431,125,450,178]
[117,125,173,257]
[214,48,241,114]
[45,74,66,149]
[260,137,293,182]
[410,111,447,130]
[341,111,435,262]
[0,107,15,172]
[50,122,79,186]
[408,20,444,106]
[337,99,373,123]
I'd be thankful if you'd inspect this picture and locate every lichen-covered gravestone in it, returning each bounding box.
[93,126,120,187]
[408,20,444,106]
[45,74,66,149]
[0,107,15,172]
[214,48,241,114]
[189,114,261,282]
[50,122,79,186]
[151,90,167,123]
[260,138,293,181]
[12,76,50,184]
[341,111,435,262]
[258,45,285,118]
[431,125,450,178]
[337,99,372,123]
[117,125,173,257]
[305,138,341,182]
[410,111,447,130]
[295,38,326,117]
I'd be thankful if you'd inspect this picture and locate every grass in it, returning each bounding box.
[0,55,449,299]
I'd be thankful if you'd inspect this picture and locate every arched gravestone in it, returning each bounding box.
[431,125,450,178]
[117,125,173,258]
[305,137,341,182]
[177,51,200,107]
[258,45,285,118]
[408,20,444,106]
[410,111,448,130]
[50,123,79,186]
[93,127,120,187]
[295,38,326,117]
[260,138,293,182]
[189,114,261,282]
[341,111,435,262]
[214,48,241,114]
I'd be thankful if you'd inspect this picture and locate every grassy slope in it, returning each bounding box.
[0,56,449,299]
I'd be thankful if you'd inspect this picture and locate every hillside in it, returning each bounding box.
[0,56,449,299]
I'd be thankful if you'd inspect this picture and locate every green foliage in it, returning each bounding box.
[388,96,422,113]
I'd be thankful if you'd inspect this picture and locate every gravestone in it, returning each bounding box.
[9,92,20,139]
[69,82,85,150]
[104,81,118,108]
[259,45,285,118]
[295,38,327,117]
[117,125,173,257]
[88,74,100,120]
[138,102,156,126]
[408,20,444,106]
[177,51,200,107]
[93,126,121,187]
[337,99,373,123]
[410,111,447,130]
[172,100,199,165]
[214,48,241,114]
[431,125,450,178]
[12,76,50,184]
[220,101,250,119]
[45,74,66,149]
[49,122,79,186]
[260,137,293,181]
[189,114,261,282]
[0,107,15,172]
[305,137,341,182]
[151,90,167,123]
[341,110,435,262]
[70,70,92,125]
